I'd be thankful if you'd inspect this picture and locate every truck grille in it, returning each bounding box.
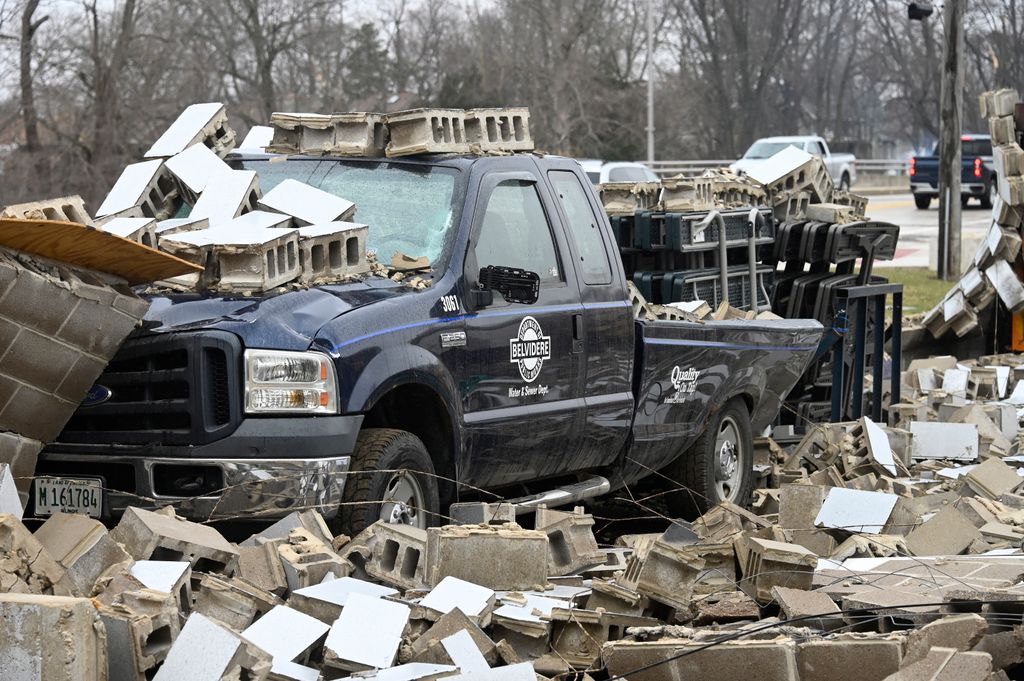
[59,331,242,446]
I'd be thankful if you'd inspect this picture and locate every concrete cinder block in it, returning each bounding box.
[418,575,495,626]
[980,88,1020,119]
[258,178,356,226]
[99,587,180,681]
[986,259,1024,313]
[964,457,1023,499]
[289,576,398,625]
[145,102,236,159]
[993,142,1024,179]
[0,593,108,681]
[410,607,499,666]
[269,112,389,156]
[99,217,158,247]
[34,512,130,596]
[277,528,349,592]
[239,125,275,151]
[997,172,1024,205]
[297,222,370,283]
[152,611,271,681]
[771,586,841,629]
[603,638,799,681]
[237,541,289,597]
[425,523,548,591]
[904,613,987,666]
[323,592,410,672]
[365,522,429,590]
[805,202,856,224]
[95,159,180,221]
[535,506,604,576]
[796,637,902,681]
[814,488,900,534]
[620,537,700,611]
[993,195,1022,228]
[658,175,714,212]
[240,509,334,548]
[164,143,231,203]
[893,647,991,681]
[904,506,982,557]
[599,181,660,216]
[990,115,1018,146]
[738,537,817,603]
[385,108,470,157]
[130,560,192,613]
[0,461,23,518]
[327,112,388,156]
[193,573,281,632]
[909,420,979,461]
[0,513,70,595]
[464,108,533,152]
[0,432,42,509]
[189,168,260,224]
[1,194,93,225]
[110,507,239,576]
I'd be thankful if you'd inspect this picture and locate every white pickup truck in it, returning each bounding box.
[731,135,857,191]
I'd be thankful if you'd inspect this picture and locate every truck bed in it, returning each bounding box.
[626,317,822,475]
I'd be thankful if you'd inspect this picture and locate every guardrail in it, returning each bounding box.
[648,158,909,178]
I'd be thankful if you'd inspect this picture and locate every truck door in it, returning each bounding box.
[545,167,634,468]
[457,172,585,487]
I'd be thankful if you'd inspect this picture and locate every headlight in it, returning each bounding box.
[244,349,338,415]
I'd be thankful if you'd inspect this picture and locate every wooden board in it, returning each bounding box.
[0,218,202,285]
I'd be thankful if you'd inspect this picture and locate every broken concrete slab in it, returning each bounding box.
[797,637,903,681]
[324,592,410,672]
[903,613,988,666]
[0,462,22,518]
[409,606,499,667]
[738,537,817,603]
[0,593,107,681]
[277,528,349,592]
[110,506,239,576]
[258,178,356,226]
[153,611,270,681]
[237,541,289,597]
[193,573,281,632]
[440,628,490,673]
[771,586,841,630]
[0,513,70,595]
[602,638,799,681]
[534,506,604,576]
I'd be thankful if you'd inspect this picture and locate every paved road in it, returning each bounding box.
[866,193,992,268]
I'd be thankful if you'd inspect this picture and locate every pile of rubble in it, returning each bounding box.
[0,104,535,296]
[924,88,1024,338]
[597,144,867,225]
[6,342,1024,681]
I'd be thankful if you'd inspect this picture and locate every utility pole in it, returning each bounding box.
[937,0,965,280]
[646,0,654,164]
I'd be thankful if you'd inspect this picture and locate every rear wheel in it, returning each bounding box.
[961,194,971,208]
[334,428,440,537]
[981,176,995,209]
[666,398,754,519]
[914,194,932,210]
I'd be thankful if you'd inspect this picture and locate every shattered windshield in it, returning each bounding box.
[239,158,462,269]
[743,141,799,159]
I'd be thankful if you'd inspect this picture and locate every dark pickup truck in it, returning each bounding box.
[910,134,995,209]
[35,153,822,534]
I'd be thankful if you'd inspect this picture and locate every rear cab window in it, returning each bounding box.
[548,170,612,285]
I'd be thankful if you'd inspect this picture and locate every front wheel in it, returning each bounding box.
[334,428,441,537]
[914,194,932,210]
[665,398,754,519]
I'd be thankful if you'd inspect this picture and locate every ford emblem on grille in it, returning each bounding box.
[81,384,113,407]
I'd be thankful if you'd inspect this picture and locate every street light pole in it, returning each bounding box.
[937,0,965,280]
[646,0,654,165]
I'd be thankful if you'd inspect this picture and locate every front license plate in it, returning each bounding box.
[34,477,102,518]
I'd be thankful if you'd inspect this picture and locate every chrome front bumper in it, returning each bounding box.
[37,452,351,521]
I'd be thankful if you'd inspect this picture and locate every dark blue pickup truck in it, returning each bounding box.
[910,134,995,209]
[35,153,822,534]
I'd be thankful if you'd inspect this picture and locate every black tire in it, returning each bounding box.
[961,194,971,208]
[665,398,754,519]
[981,176,995,209]
[914,194,932,210]
[839,172,851,192]
[334,428,440,537]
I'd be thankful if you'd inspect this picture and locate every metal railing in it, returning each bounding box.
[648,158,909,178]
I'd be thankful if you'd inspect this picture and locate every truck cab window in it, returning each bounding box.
[473,181,562,284]
[549,170,612,285]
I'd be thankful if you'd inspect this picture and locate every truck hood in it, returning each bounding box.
[141,279,409,351]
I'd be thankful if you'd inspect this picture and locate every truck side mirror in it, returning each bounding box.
[478,265,539,305]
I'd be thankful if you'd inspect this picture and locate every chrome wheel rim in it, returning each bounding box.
[380,471,427,528]
[714,416,744,502]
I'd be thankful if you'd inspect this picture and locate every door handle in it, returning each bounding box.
[572,313,584,353]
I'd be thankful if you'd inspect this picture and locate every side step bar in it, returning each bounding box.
[449,475,611,524]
